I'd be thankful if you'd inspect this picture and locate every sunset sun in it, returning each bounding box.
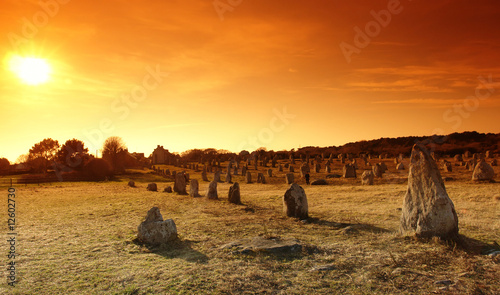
[8,55,51,85]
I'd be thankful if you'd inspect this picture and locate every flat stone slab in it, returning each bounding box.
[220,236,302,254]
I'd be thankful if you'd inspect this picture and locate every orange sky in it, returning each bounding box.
[1,0,500,163]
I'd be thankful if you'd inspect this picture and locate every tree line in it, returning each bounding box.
[0,136,132,180]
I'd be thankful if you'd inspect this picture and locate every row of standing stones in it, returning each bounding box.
[150,154,496,188]
[136,144,496,245]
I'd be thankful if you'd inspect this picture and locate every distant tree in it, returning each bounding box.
[181,149,203,162]
[57,139,89,170]
[102,136,127,172]
[28,138,60,173]
[238,150,250,159]
[0,158,10,174]
[83,158,113,181]
[16,154,29,164]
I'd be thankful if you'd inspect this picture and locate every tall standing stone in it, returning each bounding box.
[174,173,187,195]
[189,179,200,197]
[325,165,331,173]
[257,173,266,184]
[300,163,310,177]
[285,173,294,184]
[283,183,308,219]
[400,144,458,239]
[201,170,209,182]
[226,172,232,183]
[228,182,241,204]
[213,171,221,183]
[443,161,452,172]
[343,164,356,178]
[379,162,388,173]
[361,170,374,185]
[246,171,252,184]
[267,169,273,177]
[206,181,218,200]
[241,166,247,176]
[373,164,383,177]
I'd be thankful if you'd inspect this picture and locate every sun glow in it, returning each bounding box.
[8,55,51,85]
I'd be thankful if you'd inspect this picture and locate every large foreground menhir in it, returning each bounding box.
[400,144,459,239]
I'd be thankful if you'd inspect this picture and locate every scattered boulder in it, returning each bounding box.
[163,186,173,193]
[283,183,308,219]
[491,159,497,166]
[147,183,157,191]
[174,173,187,195]
[472,160,495,181]
[400,144,459,239]
[361,170,374,185]
[396,163,405,170]
[311,179,327,185]
[189,179,200,197]
[228,182,241,204]
[137,207,177,245]
[128,180,135,187]
[206,181,218,200]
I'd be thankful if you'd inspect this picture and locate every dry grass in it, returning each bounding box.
[1,159,499,294]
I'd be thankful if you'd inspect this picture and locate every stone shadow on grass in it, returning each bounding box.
[307,217,391,234]
[450,234,500,256]
[132,238,209,264]
[220,236,309,262]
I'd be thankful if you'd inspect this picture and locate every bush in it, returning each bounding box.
[83,158,113,181]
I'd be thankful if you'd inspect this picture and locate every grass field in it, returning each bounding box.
[1,159,499,294]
